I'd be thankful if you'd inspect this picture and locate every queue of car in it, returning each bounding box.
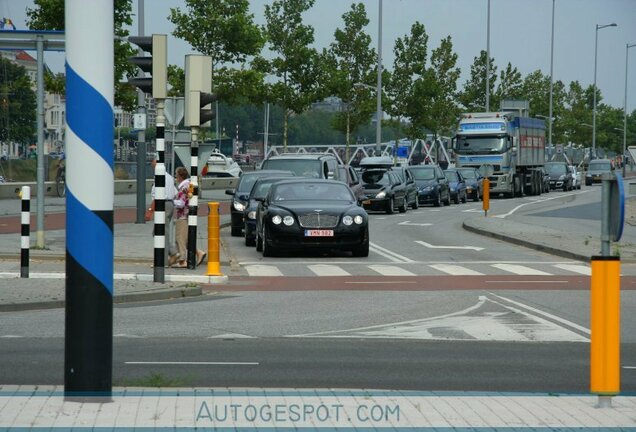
[226,152,604,258]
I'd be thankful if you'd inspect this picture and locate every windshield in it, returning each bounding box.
[361,170,391,186]
[237,174,261,193]
[393,169,406,181]
[458,169,476,179]
[272,182,353,201]
[410,168,435,180]
[261,159,322,178]
[455,135,506,154]
[589,161,612,171]
[545,163,566,174]
[444,171,460,182]
[251,178,290,200]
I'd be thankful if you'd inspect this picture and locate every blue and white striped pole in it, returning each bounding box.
[64,0,114,394]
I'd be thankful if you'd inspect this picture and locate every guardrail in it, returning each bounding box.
[0,177,240,199]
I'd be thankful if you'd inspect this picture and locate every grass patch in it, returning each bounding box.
[118,373,192,387]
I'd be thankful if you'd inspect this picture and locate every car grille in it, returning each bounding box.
[298,213,339,228]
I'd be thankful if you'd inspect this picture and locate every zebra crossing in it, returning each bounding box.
[240,261,593,277]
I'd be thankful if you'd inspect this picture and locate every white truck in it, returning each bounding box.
[453,101,546,197]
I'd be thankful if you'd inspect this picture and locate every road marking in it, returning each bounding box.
[0,335,22,338]
[125,361,259,366]
[344,281,418,284]
[489,293,590,336]
[429,264,484,276]
[428,209,441,212]
[368,265,416,276]
[553,264,591,276]
[245,265,283,277]
[491,264,553,275]
[415,240,484,251]
[208,333,256,339]
[308,265,351,277]
[462,208,483,213]
[493,190,591,218]
[624,366,636,369]
[486,280,568,284]
[369,242,414,263]
[398,221,433,226]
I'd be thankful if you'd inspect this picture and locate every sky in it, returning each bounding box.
[2,0,636,112]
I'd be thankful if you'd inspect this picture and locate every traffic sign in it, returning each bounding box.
[164,97,184,126]
[133,113,146,130]
[610,173,625,242]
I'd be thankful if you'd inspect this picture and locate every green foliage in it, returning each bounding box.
[167,65,185,97]
[458,50,497,111]
[263,0,325,148]
[494,62,523,108]
[424,36,461,135]
[326,3,377,149]
[26,0,137,111]
[0,58,36,144]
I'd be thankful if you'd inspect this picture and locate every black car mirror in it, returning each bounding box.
[225,189,235,196]
[255,197,265,203]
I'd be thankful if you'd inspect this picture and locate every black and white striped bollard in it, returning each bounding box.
[153,163,165,282]
[20,186,30,278]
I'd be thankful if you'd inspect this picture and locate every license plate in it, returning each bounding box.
[362,200,371,205]
[305,230,334,237]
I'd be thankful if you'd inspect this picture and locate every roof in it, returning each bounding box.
[359,156,393,168]
[15,50,36,62]
[265,153,338,160]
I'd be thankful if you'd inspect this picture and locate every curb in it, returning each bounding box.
[0,285,202,313]
[462,220,591,263]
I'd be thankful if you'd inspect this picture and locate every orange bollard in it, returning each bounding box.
[590,256,620,395]
[207,202,223,276]
[482,178,490,216]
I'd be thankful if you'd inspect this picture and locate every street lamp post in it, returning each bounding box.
[592,22,618,160]
[623,43,636,176]
[548,0,555,146]
[375,0,383,155]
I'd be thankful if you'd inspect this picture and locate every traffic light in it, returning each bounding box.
[128,34,167,99]
[184,55,216,127]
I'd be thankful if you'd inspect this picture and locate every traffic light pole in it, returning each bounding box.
[153,99,166,282]
[188,126,200,269]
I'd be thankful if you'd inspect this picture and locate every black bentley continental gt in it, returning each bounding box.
[255,179,369,257]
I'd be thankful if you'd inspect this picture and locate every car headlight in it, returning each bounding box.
[247,211,256,220]
[283,215,294,226]
[342,215,353,226]
[375,191,386,199]
[233,201,246,211]
[272,215,282,225]
[353,215,364,225]
[422,186,433,192]
[559,175,565,180]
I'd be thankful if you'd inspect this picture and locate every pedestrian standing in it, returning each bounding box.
[146,157,179,266]
[173,167,206,268]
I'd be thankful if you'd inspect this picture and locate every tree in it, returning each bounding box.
[521,70,551,118]
[167,65,185,97]
[561,81,592,147]
[423,36,461,136]
[494,62,523,108]
[326,2,376,159]
[263,0,325,150]
[26,0,138,111]
[168,0,266,103]
[458,50,497,112]
[0,57,37,145]
[385,22,430,141]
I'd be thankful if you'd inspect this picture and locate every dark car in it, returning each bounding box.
[392,166,419,209]
[225,170,294,236]
[360,168,408,214]
[585,159,613,185]
[337,164,365,202]
[407,165,451,207]
[244,175,296,246]
[260,153,341,180]
[255,179,369,257]
[456,167,484,202]
[545,162,573,191]
[444,169,468,204]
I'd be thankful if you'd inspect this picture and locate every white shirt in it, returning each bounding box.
[151,172,177,201]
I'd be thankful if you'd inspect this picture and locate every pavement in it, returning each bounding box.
[2,182,636,430]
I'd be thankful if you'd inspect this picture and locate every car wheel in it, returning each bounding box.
[444,191,451,206]
[398,197,407,213]
[386,197,394,214]
[473,190,480,202]
[461,191,467,203]
[231,226,242,237]
[433,193,441,207]
[256,229,263,252]
[453,193,459,204]
[412,195,419,209]
[262,225,276,257]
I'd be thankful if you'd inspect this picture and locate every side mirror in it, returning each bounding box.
[255,197,265,203]
[225,189,235,196]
